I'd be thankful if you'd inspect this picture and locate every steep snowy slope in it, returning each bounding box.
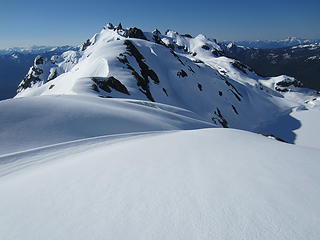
[1,24,320,240]
[15,24,320,134]
[1,128,320,240]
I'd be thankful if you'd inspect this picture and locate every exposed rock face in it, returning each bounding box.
[201,45,210,50]
[121,40,160,101]
[152,29,162,44]
[213,108,229,128]
[232,105,239,114]
[181,33,193,38]
[274,77,303,92]
[221,41,320,90]
[177,70,188,77]
[92,77,129,95]
[17,50,81,93]
[162,88,168,96]
[231,60,252,74]
[17,56,46,93]
[35,56,44,65]
[276,78,303,88]
[48,68,58,81]
[212,49,224,57]
[124,27,147,40]
[116,23,123,30]
[81,39,91,51]
[16,23,319,131]
[106,23,114,29]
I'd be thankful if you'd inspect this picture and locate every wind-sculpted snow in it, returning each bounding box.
[1,23,320,239]
[1,128,320,240]
[0,95,213,155]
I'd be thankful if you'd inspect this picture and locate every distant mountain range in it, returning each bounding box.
[1,37,320,101]
[222,37,320,49]
[0,45,75,55]
[221,42,320,90]
[13,24,319,135]
[1,24,320,239]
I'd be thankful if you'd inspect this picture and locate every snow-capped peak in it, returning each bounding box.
[15,23,320,132]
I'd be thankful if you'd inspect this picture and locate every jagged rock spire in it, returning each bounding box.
[106,23,114,29]
[152,29,161,36]
[81,39,91,51]
[124,27,147,40]
[116,23,123,30]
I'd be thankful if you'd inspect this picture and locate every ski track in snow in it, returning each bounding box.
[0,128,320,240]
[1,24,320,239]
[0,131,171,178]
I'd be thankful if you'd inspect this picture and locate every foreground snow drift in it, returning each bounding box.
[0,95,212,155]
[0,128,319,240]
[1,23,320,239]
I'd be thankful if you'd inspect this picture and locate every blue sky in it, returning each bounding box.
[1,0,319,48]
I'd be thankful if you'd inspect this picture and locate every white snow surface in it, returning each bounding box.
[14,25,320,134]
[1,24,320,239]
[0,95,212,155]
[0,128,320,240]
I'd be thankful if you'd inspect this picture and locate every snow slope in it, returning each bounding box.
[14,24,320,135]
[1,23,320,239]
[0,128,320,240]
[0,95,212,155]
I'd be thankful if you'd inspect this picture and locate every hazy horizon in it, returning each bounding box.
[1,36,320,51]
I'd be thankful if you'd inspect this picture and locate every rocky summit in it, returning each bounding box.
[16,23,319,135]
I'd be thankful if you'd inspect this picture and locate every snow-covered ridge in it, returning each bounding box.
[222,37,320,49]
[14,23,320,139]
[291,42,320,50]
[1,24,320,240]
[0,45,76,55]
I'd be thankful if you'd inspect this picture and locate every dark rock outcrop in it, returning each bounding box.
[201,45,210,50]
[162,88,168,96]
[121,40,161,101]
[232,105,239,114]
[181,33,193,38]
[124,27,147,40]
[92,76,129,95]
[106,23,114,29]
[116,23,123,30]
[177,70,188,77]
[276,79,303,88]
[231,60,252,74]
[81,39,91,51]
[212,107,229,128]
